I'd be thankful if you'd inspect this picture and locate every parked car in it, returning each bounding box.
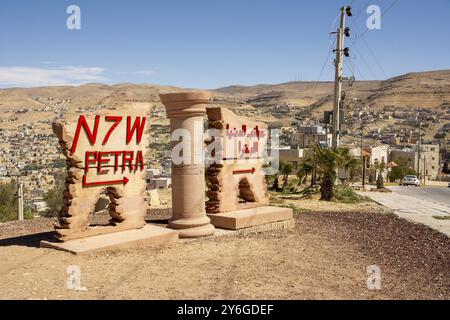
[401,175,420,187]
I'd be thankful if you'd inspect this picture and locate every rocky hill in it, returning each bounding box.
[213,69,450,114]
[0,69,449,129]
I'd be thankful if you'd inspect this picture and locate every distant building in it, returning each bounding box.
[413,143,440,181]
[153,177,172,189]
[390,143,440,181]
[145,168,172,190]
[290,125,332,148]
[369,145,389,166]
[349,145,389,166]
[32,201,48,212]
[277,148,305,166]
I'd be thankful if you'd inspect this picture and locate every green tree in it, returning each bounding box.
[279,161,295,190]
[310,144,357,201]
[297,150,319,187]
[443,161,449,174]
[388,157,416,182]
[338,147,359,184]
[0,181,17,222]
[43,171,66,217]
[0,181,15,205]
[296,160,311,186]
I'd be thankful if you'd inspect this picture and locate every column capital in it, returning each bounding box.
[159,91,210,118]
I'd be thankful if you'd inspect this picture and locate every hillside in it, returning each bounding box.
[0,69,449,130]
[213,69,450,116]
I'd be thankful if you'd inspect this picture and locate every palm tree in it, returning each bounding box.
[338,147,360,183]
[279,161,295,190]
[296,160,312,186]
[310,144,357,201]
[271,172,280,192]
[297,150,319,187]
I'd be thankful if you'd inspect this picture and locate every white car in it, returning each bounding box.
[401,175,420,187]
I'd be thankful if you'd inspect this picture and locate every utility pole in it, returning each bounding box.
[423,156,426,186]
[332,6,352,150]
[416,121,422,179]
[17,176,24,221]
[360,119,365,189]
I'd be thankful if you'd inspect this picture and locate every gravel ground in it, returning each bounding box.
[0,209,449,299]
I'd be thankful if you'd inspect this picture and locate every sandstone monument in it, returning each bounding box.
[205,107,293,230]
[41,93,293,253]
[205,107,270,213]
[51,103,151,240]
[41,103,178,253]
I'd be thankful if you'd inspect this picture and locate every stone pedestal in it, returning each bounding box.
[159,92,215,238]
[207,206,293,230]
[40,224,179,255]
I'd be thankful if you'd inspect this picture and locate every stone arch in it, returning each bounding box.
[55,168,147,241]
[237,177,256,203]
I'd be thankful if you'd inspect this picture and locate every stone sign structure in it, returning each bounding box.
[205,107,293,230]
[41,93,293,254]
[205,107,270,213]
[41,103,178,253]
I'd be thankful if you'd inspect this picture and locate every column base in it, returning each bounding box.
[168,219,215,238]
[207,206,293,230]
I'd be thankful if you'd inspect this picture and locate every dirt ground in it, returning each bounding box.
[0,208,449,300]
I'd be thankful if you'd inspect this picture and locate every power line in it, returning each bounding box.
[310,37,336,102]
[361,37,388,78]
[344,60,357,83]
[347,57,367,81]
[349,0,400,47]
[353,45,379,79]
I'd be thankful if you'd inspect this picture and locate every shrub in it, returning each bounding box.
[0,204,17,222]
[0,182,17,222]
[334,186,370,204]
[299,185,320,199]
[42,171,66,217]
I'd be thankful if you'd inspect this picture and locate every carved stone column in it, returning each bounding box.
[159,92,215,238]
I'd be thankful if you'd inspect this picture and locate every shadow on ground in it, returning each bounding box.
[0,232,55,248]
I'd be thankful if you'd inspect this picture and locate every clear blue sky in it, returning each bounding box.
[0,0,449,88]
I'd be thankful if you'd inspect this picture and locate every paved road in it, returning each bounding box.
[359,186,450,237]
[389,186,450,208]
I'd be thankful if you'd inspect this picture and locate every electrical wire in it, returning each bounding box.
[353,45,379,79]
[361,36,388,79]
[310,37,336,102]
[347,57,367,81]
[349,0,400,48]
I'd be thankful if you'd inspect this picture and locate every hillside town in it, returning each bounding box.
[0,91,449,218]
[278,105,450,183]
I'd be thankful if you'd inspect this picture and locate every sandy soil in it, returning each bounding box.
[278,195,388,213]
[0,207,449,300]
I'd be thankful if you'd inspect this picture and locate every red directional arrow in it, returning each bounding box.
[233,167,256,175]
[82,175,129,188]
